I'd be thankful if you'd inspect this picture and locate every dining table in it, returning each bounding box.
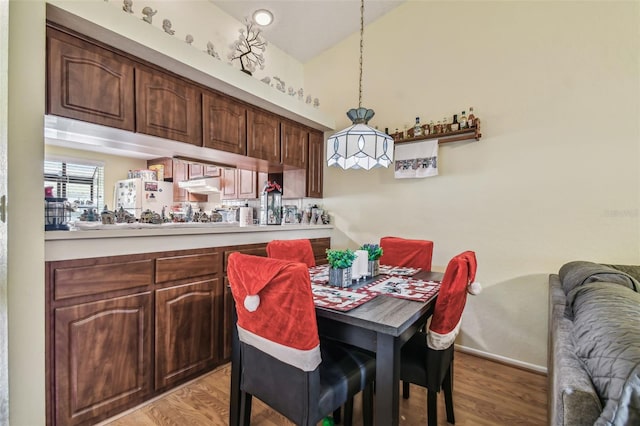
[229,265,443,426]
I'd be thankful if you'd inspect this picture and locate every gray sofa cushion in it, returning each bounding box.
[558,261,639,319]
[572,282,640,425]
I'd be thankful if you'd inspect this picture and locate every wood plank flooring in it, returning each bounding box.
[103,351,547,426]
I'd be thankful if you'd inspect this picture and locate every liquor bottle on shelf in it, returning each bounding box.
[422,123,430,135]
[429,120,435,134]
[434,121,442,134]
[450,114,459,131]
[442,117,449,133]
[413,117,423,137]
[468,107,476,127]
[459,110,468,129]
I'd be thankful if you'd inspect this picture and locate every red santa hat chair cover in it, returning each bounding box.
[427,250,478,350]
[379,236,434,271]
[228,252,320,370]
[400,250,480,426]
[266,238,316,268]
[227,253,375,425]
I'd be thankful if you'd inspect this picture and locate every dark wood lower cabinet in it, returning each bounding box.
[47,240,328,425]
[54,292,152,426]
[155,279,221,390]
[47,248,222,426]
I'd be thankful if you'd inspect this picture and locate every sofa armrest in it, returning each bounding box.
[549,274,601,426]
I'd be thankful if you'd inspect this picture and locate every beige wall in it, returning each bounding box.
[305,0,640,369]
[8,1,46,424]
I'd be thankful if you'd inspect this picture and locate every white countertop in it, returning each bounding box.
[45,224,333,261]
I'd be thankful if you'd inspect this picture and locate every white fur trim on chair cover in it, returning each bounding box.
[237,326,322,371]
[427,317,462,350]
[467,281,482,295]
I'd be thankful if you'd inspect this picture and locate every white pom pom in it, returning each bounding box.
[244,295,260,312]
[467,281,482,295]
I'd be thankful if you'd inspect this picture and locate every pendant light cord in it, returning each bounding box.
[358,0,364,109]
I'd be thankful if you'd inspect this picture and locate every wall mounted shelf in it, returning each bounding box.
[394,123,482,145]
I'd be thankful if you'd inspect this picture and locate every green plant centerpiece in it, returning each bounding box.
[326,249,356,288]
[359,243,383,277]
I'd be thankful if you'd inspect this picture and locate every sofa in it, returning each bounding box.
[548,261,640,426]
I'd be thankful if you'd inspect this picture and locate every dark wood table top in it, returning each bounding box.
[315,270,443,337]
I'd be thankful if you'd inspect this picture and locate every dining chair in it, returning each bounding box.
[266,238,316,267]
[400,250,479,426]
[227,253,375,426]
[379,236,434,271]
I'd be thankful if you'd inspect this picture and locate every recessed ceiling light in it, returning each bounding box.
[253,9,273,26]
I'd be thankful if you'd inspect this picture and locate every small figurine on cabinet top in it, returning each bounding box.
[185,34,194,45]
[162,19,175,35]
[122,0,133,14]
[141,7,157,24]
[206,41,220,59]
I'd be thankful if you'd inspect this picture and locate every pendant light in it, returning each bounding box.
[326,0,394,170]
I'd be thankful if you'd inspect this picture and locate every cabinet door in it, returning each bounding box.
[136,67,202,146]
[237,169,257,199]
[147,157,173,181]
[247,108,280,163]
[203,91,247,155]
[281,120,308,169]
[173,160,207,203]
[155,279,221,390]
[47,28,135,131]
[54,292,152,426]
[220,168,238,200]
[188,163,204,179]
[307,130,324,198]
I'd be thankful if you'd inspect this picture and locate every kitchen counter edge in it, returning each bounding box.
[45,224,333,261]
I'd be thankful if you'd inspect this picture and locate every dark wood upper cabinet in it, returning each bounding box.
[135,66,202,146]
[307,130,324,198]
[46,28,135,131]
[247,108,281,163]
[202,91,247,155]
[281,120,308,169]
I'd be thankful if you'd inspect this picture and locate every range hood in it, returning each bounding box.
[177,177,221,194]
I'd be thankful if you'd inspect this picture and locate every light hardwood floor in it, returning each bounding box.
[103,351,547,426]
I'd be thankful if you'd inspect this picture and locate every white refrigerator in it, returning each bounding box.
[114,178,173,218]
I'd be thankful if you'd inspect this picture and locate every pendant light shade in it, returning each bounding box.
[326,0,394,170]
[327,108,394,170]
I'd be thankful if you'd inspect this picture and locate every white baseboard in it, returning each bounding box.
[455,344,548,375]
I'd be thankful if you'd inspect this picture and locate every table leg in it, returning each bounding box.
[375,333,400,426]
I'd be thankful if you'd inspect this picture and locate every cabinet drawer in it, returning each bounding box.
[156,252,221,283]
[53,260,153,301]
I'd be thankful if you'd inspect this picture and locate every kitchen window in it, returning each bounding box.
[44,159,104,219]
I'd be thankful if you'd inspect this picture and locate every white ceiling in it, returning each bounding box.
[210,0,406,63]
